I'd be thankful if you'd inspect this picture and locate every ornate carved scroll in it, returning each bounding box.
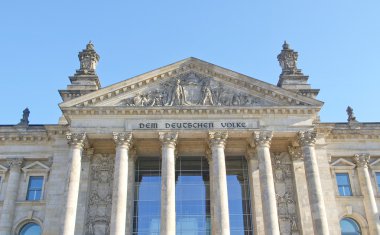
[86,154,114,235]
[272,152,300,235]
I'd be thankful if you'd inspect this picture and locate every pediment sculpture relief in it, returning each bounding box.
[119,72,266,107]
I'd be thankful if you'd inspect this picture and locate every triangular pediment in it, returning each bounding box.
[60,57,323,110]
[331,158,356,169]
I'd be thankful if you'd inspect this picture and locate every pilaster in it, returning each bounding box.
[0,158,23,235]
[353,153,380,235]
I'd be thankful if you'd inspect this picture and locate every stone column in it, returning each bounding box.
[208,131,230,235]
[354,154,380,235]
[298,130,329,235]
[0,158,23,235]
[110,132,133,235]
[126,147,137,234]
[245,148,264,234]
[205,148,216,235]
[288,146,314,234]
[62,132,86,235]
[159,132,178,235]
[253,131,280,235]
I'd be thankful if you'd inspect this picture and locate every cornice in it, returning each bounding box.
[316,123,380,140]
[61,105,321,117]
[0,126,67,144]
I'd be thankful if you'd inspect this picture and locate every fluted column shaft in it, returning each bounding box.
[0,159,23,235]
[110,132,133,235]
[159,132,178,235]
[253,131,280,235]
[209,131,230,235]
[354,154,380,235]
[206,149,216,235]
[298,131,329,235]
[62,133,86,235]
[245,149,264,234]
[126,148,137,234]
[288,146,314,234]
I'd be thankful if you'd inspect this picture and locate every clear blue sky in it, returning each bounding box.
[0,1,379,124]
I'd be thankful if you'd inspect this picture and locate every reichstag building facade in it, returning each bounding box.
[0,42,379,235]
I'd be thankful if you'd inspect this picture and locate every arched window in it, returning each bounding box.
[19,223,42,235]
[340,218,361,235]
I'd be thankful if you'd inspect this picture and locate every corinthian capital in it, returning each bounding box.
[253,131,273,148]
[6,158,23,169]
[66,132,86,148]
[288,146,304,162]
[113,132,133,149]
[354,153,370,168]
[208,131,228,149]
[297,130,317,146]
[159,132,178,148]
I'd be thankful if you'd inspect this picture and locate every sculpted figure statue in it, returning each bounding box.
[167,79,187,106]
[18,107,30,126]
[201,81,214,105]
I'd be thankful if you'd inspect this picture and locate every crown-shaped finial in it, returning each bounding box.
[76,41,100,75]
[277,40,299,75]
[282,40,289,49]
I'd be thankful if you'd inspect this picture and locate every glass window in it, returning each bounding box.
[26,176,44,201]
[340,218,361,235]
[176,157,210,235]
[226,156,254,235]
[336,173,352,196]
[133,158,161,235]
[375,172,380,192]
[19,222,42,235]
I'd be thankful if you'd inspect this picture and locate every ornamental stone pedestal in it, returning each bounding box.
[159,132,178,235]
[208,131,230,235]
[298,130,329,235]
[354,154,380,235]
[253,131,280,235]
[0,158,23,235]
[62,132,86,235]
[110,132,133,235]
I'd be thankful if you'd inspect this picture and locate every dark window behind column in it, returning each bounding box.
[133,158,161,235]
[176,156,211,235]
[226,156,254,235]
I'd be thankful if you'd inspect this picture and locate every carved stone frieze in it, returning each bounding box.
[118,72,265,107]
[86,154,114,235]
[272,152,300,235]
[354,153,370,168]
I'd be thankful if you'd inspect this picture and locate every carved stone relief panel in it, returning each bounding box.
[85,154,114,235]
[118,72,271,107]
[272,152,300,235]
